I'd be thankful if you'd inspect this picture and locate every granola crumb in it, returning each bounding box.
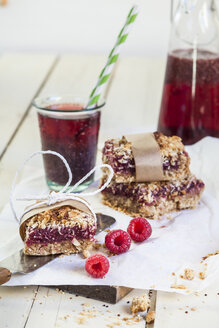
[81,302,91,307]
[184,268,195,280]
[199,272,206,280]
[82,249,90,258]
[122,317,130,321]
[172,272,175,276]
[130,294,150,313]
[105,229,111,233]
[134,315,141,322]
[191,307,196,311]
[202,250,219,261]
[59,254,65,258]
[55,288,65,295]
[171,284,187,290]
[93,242,102,250]
[146,311,155,324]
[76,316,86,324]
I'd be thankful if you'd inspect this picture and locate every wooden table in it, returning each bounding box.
[0,53,218,328]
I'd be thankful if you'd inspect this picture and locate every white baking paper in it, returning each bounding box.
[0,136,219,294]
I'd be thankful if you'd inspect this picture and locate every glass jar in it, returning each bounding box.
[33,95,104,192]
[158,0,219,144]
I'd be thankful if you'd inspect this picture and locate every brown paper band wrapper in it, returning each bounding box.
[125,133,165,182]
[19,199,94,241]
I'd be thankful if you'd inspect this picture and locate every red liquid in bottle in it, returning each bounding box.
[38,103,100,188]
[158,49,219,144]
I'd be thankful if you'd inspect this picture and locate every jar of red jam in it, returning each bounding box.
[33,95,104,192]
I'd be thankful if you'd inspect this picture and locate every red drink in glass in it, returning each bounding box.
[34,96,104,192]
[158,49,219,144]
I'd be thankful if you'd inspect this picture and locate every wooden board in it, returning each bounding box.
[53,285,132,304]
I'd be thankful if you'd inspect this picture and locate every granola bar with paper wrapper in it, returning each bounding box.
[102,132,190,183]
[10,150,114,256]
[101,132,204,219]
[20,199,97,256]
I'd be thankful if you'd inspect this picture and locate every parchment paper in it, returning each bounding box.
[125,133,164,182]
[0,136,219,294]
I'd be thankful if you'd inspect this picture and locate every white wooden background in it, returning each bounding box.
[0,53,219,328]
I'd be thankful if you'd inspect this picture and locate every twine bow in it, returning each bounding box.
[9,150,114,223]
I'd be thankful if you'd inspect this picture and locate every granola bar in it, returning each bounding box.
[23,206,96,255]
[101,175,204,219]
[102,132,190,183]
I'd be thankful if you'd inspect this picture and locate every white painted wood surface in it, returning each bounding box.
[0,53,218,328]
[0,53,56,157]
[155,277,219,328]
[0,55,106,210]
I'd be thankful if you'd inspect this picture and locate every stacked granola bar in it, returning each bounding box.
[101,132,204,219]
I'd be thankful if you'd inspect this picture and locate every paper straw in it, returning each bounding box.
[86,5,138,109]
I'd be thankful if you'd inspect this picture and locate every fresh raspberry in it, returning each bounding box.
[85,254,109,278]
[105,229,131,254]
[127,217,152,242]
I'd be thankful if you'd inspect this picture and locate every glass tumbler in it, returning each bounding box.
[33,95,104,192]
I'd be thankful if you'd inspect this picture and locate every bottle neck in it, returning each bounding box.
[170,0,219,51]
[171,0,217,22]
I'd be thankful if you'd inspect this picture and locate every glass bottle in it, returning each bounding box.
[158,0,219,144]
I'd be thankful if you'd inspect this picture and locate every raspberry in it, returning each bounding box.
[85,254,109,278]
[127,217,152,242]
[105,229,131,254]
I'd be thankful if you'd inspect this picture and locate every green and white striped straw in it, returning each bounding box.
[86,5,138,109]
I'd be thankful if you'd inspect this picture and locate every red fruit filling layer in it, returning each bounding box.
[102,179,204,206]
[26,225,96,247]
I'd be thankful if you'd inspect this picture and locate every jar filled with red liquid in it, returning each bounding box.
[158,0,219,144]
[33,95,104,192]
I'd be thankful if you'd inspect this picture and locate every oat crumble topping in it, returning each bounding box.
[26,206,95,231]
